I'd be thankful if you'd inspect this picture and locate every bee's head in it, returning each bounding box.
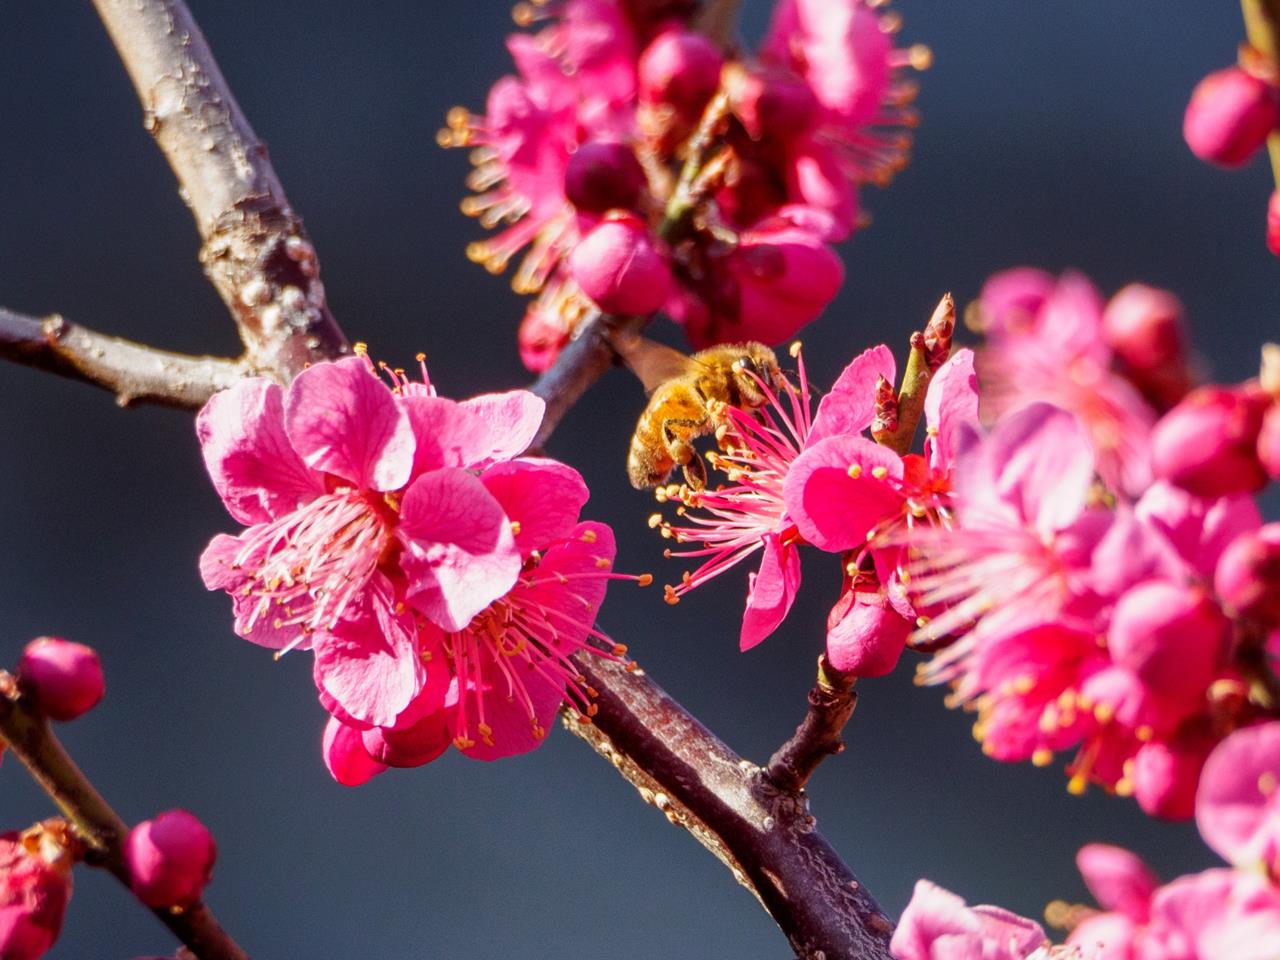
[729,343,783,408]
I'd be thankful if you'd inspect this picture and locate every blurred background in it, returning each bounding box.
[0,2,1275,957]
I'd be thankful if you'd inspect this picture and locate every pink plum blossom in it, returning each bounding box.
[890,879,1048,960]
[1151,385,1271,498]
[975,270,1157,497]
[569,214,672,316]
[321,461,637,769]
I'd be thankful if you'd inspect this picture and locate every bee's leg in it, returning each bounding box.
[663,416,710,491]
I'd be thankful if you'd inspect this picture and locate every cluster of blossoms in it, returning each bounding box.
[651,266,1280,821]
[197,350,640,785]
[0,639,216,960]
[440,0,927,370]
[892,720,1280,960]
[1182,44,1280,255]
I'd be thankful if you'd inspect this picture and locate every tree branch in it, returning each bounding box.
[1242,0,1280,189]
[0,674,248,960]
[0,307,245,409]
[90,0,349,380]
[765,657,860,795]
[566,655,893,960]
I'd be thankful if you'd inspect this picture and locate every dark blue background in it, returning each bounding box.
[0,2,1274,957]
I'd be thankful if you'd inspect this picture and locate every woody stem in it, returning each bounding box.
[1241,0,1280,187]
[764,657,860,794]
[0,673,247,960]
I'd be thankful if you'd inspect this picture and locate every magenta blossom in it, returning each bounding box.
[975,270,1158,497]
[322,461,639,770]
[199,353,561,740]
[890,879,1048,960]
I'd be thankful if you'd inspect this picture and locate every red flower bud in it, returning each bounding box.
[638,29,722,119]
[726,68,820,141]
[1107,582,1227,704]
[564,141,647,214]
[569,215,672,316]
[1214,524,1280,627]
[1151,385,1269,498]
[1183,66,1279,168]
[1131,737,1210,821]
[17,638,104,722]
[1102,283,1192,409]
[125,810,216,909]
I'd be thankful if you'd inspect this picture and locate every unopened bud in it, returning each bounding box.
[125,810,216,909]
[1103,283,1192,409]
[1131,737,1210,821]
[825,586,911,678]
[1214,524,1280,627]
[569,215,672,317]
[725,67,820,140]
[17,638,104,722]
[638,29,723,120]
[1151,385,1269,497]
[1267,191,1280,257]
[1108,582,1227,703]
[1183,66,1279,168]
[564,141,647,214]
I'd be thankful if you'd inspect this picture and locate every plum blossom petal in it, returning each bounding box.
[312,594,431,729]
[825,583,911,677]
[198,533,305,650]
[448,656,566,762]
[399,468,521,631]
[197,379,323,524]
[284,356,415,491]
[923,349,980,472]
[808,344,896,444]
[457,391,546,469]
[785,435,904,552]
[361,708,452,768]
[1195,721,1280,871]
[322,716,387,787]
[740,534,802,651]
[479,458,589,556]
[1075,844,1159,922]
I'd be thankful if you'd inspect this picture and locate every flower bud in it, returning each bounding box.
[0,823,74,960]
[1258,402,1280,479]
[725,67,820,141]
[322,716,386,787]
[1131,737,1210,820]
[564,141,647,214]
[1108,582,1227,704]
[1214,524,1280,626]
[715,213,844,346]
[825,585,910,677]
[1183,66,1279,168]
[1102,283,1192,409]
[1151,385,1269,498]
[125,810,216,909]
[17,638,104,722]
[517,301,571,373]
[568,215,671,316]
[638,29,722,120]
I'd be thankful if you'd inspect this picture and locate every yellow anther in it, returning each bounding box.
[848,464,863,479]
[636,575,652,588]
[510,520,522,536]
[581,529,598,543]
[353,342,369,356]
[871,466,889,480]
[1031,748,1054,767]
[789,341,802,358]
[595,557,610,569]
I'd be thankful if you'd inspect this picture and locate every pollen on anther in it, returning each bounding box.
[510,520,522,536]
[612,643,628,656]
[353,342,369,356]
[663,585,680,605]
[871,466,889,480]
[595,557,610,569]
[581,529,598,543]
[848,464,863,479]
[636,574,653,587]
[789,341,803,358]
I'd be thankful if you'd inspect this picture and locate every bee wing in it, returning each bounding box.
[612,333,702,395]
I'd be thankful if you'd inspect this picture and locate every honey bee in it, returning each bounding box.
[613,333,784,490]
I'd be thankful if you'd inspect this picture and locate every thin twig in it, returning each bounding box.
[0,307,245,409]
[90,0,349,379]
[565,655,893,960]
[878,293,955,456]
[765,657,859,795]
[0,674,248,960]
